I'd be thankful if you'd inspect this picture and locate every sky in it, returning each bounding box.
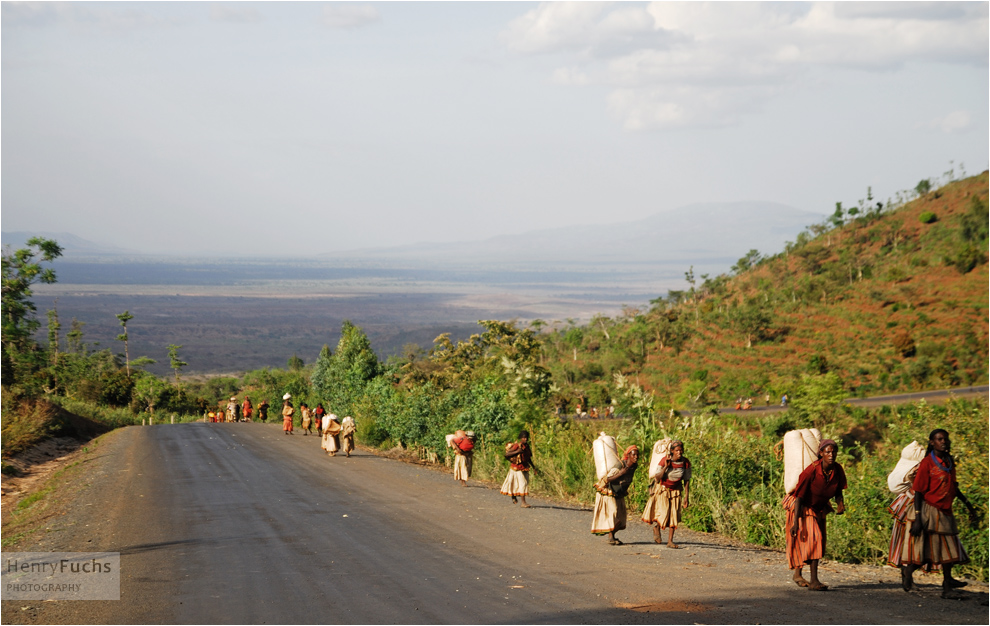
[2,1,987,257]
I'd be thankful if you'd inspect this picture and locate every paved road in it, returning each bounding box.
[3,422,987,624]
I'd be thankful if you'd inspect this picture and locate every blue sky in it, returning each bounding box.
[3,1,987,256]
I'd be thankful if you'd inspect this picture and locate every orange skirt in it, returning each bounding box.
[783,494,827,569]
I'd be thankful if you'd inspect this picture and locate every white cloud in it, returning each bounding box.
[552,66,590,86]
[320,4,380,30]
[210,3,263,24]
[930,110,972,134]
[503,1,989,130]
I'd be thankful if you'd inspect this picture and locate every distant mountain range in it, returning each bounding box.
[320,201,825,269]
[1,231,137,256]
[4,201,825,273]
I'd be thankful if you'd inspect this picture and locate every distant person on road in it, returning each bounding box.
[642,440,691,548]
[781,394,788,407]
[501,430,537,507]
[314,403,326,427]
[242,397,253,422]
[449,430,475,486]
[899,429,979,596]
[258,399,269,422]
[301,403,314,435]
[765,393,771,406]
[281,395,295,435]
[227,397,240,422]
[340,416,356,457]
[784,439,846,591]
[592,445,638,546]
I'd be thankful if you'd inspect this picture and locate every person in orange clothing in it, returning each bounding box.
[281,395,294,435]
[242,396,253,422]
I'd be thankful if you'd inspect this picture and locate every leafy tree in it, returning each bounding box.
[789,372,846,426]
[287,354,305,371]
[731,249,763,274]
[915,179,932,197]
[167,344,188,383]
[733,299,773,348]
[2,237,63,384]
[311,321,380,415]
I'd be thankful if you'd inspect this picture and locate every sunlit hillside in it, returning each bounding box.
[542,173,989,408]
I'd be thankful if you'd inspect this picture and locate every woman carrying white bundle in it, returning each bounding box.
[886,441,925,570]
[591,445,638,546]
[643,440,691,548]
[340,416,356,457]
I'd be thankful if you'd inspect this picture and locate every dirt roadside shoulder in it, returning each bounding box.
[2,426,181,625]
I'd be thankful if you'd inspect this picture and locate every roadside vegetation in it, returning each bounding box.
[2,171,987,580]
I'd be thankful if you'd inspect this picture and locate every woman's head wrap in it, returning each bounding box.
[622,445,639,463]
[670,440,684,452]
[819,438,838,453]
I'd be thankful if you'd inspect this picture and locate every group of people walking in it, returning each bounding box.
[481,426,977,596]
[278,394,356,457]
[207,396,267,423]
[219,403,979,594]
[779,428,976,595]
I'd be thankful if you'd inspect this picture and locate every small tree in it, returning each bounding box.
[116,310,134,376]
[915,179,931,197]
[167,344,187,383]
[287,354,305,371]
[2,237,63,383]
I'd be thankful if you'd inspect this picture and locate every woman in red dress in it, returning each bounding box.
[900,429,979,595]
[784,439,846,591]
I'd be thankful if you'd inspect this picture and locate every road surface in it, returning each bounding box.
[3,422,986,624]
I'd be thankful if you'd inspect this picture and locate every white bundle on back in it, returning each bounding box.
[887,441,926,494]
[445,434,457,447]
[593,432,620,480]
[648,438,673,481]
[783,428,821,494]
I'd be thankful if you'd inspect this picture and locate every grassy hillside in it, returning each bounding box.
[542,173,989,409]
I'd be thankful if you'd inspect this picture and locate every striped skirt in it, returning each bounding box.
[897,500,968,568]
[783,494,827,569]
[642,485,683,529]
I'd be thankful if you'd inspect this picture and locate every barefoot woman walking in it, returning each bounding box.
[784,439,846,591]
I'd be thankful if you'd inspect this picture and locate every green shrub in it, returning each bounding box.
[918,211,937,224]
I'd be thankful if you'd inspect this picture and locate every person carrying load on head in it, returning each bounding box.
[899,429,980,597]
[642,439,691,548]
[448,430,475,486]
[501,430,537,508]
[257,398,269,422]
[592,444,638,546]
[340,416,356,457]
[281,394,294,434]
[784,439,846,591]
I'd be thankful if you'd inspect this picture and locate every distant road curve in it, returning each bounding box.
[718,384,989,415]
[572,384,989,421]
